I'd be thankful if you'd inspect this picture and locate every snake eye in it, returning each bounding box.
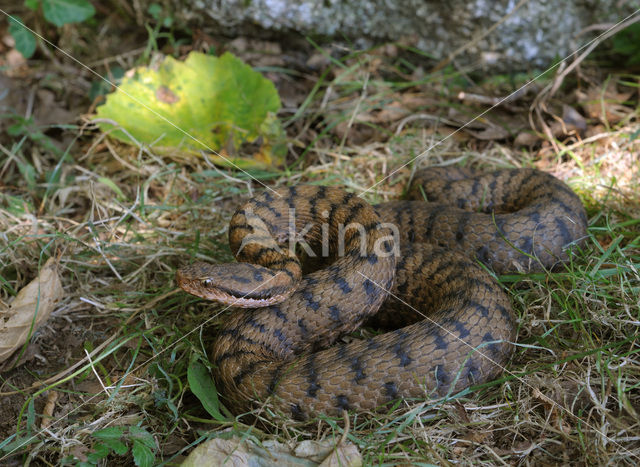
[202,278,214,287]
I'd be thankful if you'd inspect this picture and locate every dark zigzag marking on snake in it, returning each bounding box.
[336,394,350,411]
[214,349,256,367]
[251,245,286,263]
[391,206,402,228]
[263,190,274,203]
[471,179,481,198]
[290,403,305,420]
[433,363,448,389]
[519,236,534,255]
[350,353,367,383]
[229,222,254,233]
[464,359,481,384]
[308,185,327,220]
[267,363,287,396]
[297,319,309,338]
[451,319,471,339]
[467,300,491,318]
[273,328,288,345]
[333,276,352,294]
[383,381,398,401]
[423,208,444,238]
[305,353,321,397]
[407,211,415,242]
[554,217,574,245]
[285,186,298,211]
[482,332,504,359]
[342,202,366,226]
[268,305,289,323]
[233,359,273,387]
[245,316,266,333]
[229,274,253,284]
[468,277,499,294]
[302,290,321,311]
[328,305,342,324]
[249,199,281,219]
[396,251,455,295]
[455,212,472,243]
[391,329,412,367]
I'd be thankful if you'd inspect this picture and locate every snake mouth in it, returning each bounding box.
[185,283,294,307]
[175,265,297,307]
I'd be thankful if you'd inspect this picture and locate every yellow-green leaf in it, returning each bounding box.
[96,52,286,169]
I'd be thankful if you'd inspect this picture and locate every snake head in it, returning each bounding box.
[176,261,299,308]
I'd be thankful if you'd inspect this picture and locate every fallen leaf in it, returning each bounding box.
[464,124,509,140]
[562,104,587,133]
[41,390,59,429]
[70,444,90,462]
[181,433,361,467]
[333,121,376,145]
[0,257,63,364]
[514,131,541,147]
[0,341,41,372]
[579,80,635,124]
[96,52,286,169]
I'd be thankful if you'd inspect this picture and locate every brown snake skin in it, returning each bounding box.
[176,167,588,418]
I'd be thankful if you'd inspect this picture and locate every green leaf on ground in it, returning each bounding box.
[187,358,228,421]
[132,440,154,467]
[103,438,129,456]
[129,426,156,449]
[87,443,111,463]
[8,16,36,59]
[42,0,96,27]
[95,51,286,169]
[92,426,125,440]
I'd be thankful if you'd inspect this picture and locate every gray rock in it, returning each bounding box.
[179,0,640,71]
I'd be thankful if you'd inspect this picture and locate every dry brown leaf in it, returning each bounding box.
[367,101,410,123]
[464,124,509,141]
[579,81,635,124]
[561,104,587,133]
[41,390,59,429]
[399,93,438,110]
[354,94,438,125]
[514,131,541,147]
[446,108,487,130]
[317,443,361,467]
[70,444,90,463]
[0,257,63,364]
[181,434,362,467]
[0,341,41,372]
[333,121,376,145]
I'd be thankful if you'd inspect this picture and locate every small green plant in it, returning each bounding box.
[9,0,96,59]
[147,2,174,30]
[142,2,186,60]
[61,426,156,467]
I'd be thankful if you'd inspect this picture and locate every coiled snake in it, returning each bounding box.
[176,167,587,418]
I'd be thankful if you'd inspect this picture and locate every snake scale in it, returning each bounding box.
[176,167,588,419]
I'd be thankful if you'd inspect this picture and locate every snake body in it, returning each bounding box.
[176,167,587,418]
